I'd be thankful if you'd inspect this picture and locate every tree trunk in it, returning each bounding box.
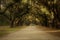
[10,20,14,28]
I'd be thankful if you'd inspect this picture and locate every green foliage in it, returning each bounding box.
[0,0,60,28]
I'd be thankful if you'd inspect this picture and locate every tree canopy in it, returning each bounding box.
[0,0,60,28]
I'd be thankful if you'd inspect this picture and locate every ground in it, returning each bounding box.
[0,25,60,40]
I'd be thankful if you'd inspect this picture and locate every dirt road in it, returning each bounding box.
[0,25,60,40]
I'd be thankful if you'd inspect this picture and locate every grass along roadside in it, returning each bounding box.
[0,26,25,37]
[37,26,60,37]
[37,26,60,32]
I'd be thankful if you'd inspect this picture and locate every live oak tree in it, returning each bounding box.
[0,0,60,28]
[0,0,31,27]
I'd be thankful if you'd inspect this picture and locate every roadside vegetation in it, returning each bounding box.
[0,26,26,37]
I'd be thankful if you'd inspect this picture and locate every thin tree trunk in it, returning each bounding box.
[10,20,14,28]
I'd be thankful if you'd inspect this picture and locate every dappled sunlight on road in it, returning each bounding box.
[20,25,42,34]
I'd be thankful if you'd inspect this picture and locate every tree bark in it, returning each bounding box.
[10,20,14,28]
